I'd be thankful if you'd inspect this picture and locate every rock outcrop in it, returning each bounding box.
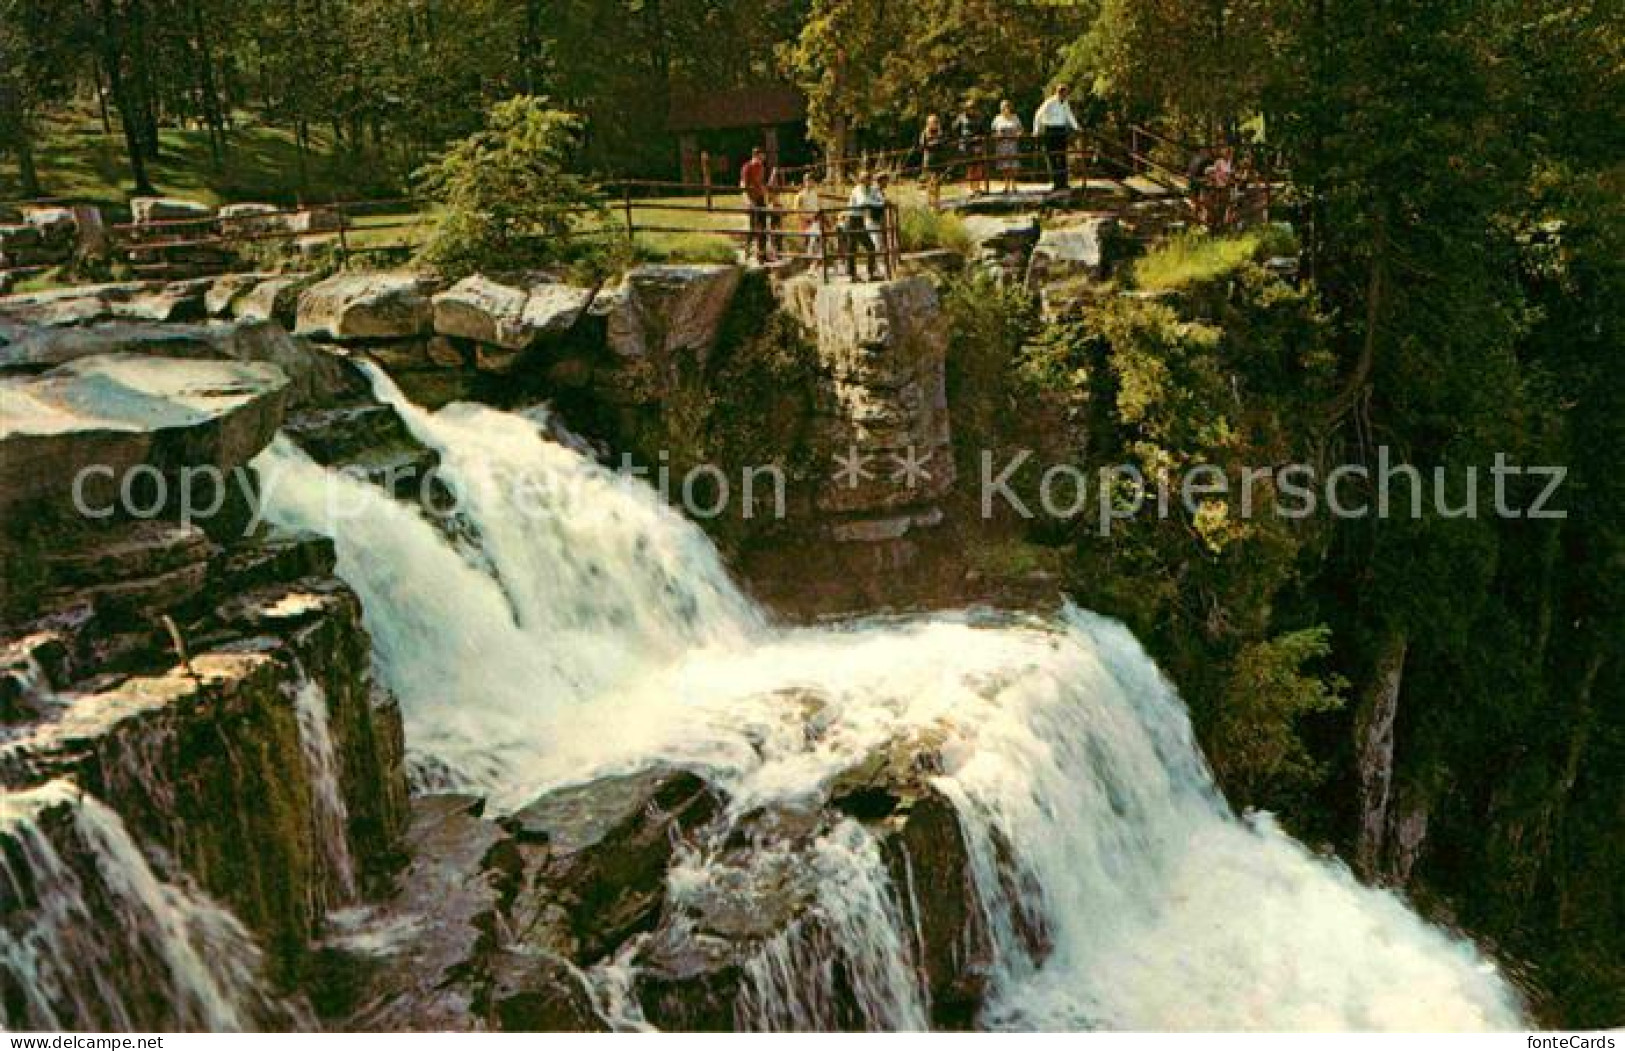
[296,274,439,342]
[961,215,1040,283]
[778,274,954,542]
[431,275,593,352]
[0,306,432,1031]
[1025,216,1120,286]
[0,354,290,527]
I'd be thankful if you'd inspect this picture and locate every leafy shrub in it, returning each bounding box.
[1209,627,1348,806]
[415,97,603,279]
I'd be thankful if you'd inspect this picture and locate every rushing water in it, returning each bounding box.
[293,678,358,907]
[250,369,1526,1031]
[0,781,288,1031]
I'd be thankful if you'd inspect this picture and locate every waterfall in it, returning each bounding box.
[0,780,294,1032]
[252,380,1527,1032]
[293,678,358,906]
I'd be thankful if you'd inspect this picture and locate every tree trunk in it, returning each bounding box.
[14,126,41,198]
[97,0,157,196]
[189,0,228,164]
[127,0,162,161]
[1353,631,1408,880]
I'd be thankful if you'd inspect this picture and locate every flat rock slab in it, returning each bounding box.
[131,197,215,226]
[0,353,289,518]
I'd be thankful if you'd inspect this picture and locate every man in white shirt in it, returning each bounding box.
[1032,85,1081,191]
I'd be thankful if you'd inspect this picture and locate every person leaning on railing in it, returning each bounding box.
[953,101,983,185]
[842,171,886,282]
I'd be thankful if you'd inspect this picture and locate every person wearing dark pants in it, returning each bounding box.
[843,171,882,281]
[1032,85,1081,191]
[739,147,772,262]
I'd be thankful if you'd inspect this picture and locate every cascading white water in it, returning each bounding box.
[252,376,1526,1031]
[293,679,358,906]
[0,780,289,1032]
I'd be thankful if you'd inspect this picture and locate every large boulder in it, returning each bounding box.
[296,274,437,341]
[217,202,284,236]
[960,215,1041,283]
[0,282,153,328]
[432,276,524,349]
[607,264,740,365]
[0,353,289,522]
[234,273,317,327]
[1025,216,1119,286]
[0,319,359,410]
[506,766,724,962]
[205,273,277,317]
[431,275,595,352]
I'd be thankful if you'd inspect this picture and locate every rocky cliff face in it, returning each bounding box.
[1,298,416,1028]
[0,270,998,1031]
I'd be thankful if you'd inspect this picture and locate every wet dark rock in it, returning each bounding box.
[486,951,606,1032]
[0,577,408,984]
[634,931,756,1031]
[880,788,991,1029]
[340,793,512,1031]
[508,766,725,962]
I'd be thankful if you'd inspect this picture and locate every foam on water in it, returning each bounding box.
[0,781,290,1031]
[250,376,1525,1031]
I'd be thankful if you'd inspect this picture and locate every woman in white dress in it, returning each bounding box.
[991,99,1024,193]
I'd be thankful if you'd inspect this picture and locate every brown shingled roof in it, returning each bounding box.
[667,84,806,132]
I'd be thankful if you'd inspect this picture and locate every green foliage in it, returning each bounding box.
[414,97,602,280]
[898,204,972,255]
[1210,628,1348,806]
[1068,0,1287,129]
[1131,232,1261,292]
[941,274,1041,469]
[782,0,1092,155]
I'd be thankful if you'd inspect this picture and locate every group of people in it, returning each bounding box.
[737,83,1255,278]
[1187,144,1257,230]
[916,85,1084,198]
[736,85,1089,278]
[740,146,891,280]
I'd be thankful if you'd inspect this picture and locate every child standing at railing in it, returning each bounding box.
[793,174,824,261]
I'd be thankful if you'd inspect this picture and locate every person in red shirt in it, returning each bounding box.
[740,147,772,262]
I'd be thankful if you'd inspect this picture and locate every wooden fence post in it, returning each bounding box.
[702,151,713,212]
[334,196,351,268]
[622,184,634,241]
[819,207,830,284]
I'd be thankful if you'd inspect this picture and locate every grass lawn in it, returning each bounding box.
[1,106,406,216]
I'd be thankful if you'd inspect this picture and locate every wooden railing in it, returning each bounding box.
[1,124,1281,289]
